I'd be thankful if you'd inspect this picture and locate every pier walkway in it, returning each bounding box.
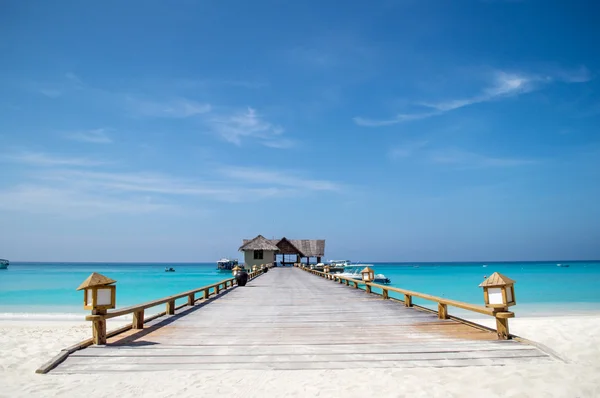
[52,267,554,373]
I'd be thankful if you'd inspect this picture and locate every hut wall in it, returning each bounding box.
[244,250,276,269]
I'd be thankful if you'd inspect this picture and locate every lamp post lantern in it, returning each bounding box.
[361,266,375,282]
[479,272,516,309]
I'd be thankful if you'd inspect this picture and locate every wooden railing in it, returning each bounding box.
[296,264,514,339]
[86,268,267,345]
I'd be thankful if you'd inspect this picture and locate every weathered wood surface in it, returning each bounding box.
[51,267,553,373]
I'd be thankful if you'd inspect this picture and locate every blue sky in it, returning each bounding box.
[1,0,599,262]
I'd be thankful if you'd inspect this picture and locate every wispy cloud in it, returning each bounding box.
[208,107,294,148]
[39,88,62,98]
[220,166,341,191]
[389,141,429,159]
[126,97,211,118]
[428,148,538,168]
[4,151,107,167]
[0,185,174,215]
[1,151,340,215]
[422,71,537,112]
[355,67,592,127]
[66,129,113,144]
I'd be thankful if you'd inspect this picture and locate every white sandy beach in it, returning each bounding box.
[1,315,599,398]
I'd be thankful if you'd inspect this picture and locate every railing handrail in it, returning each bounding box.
[86,270,262,321]
[301,266,497,317]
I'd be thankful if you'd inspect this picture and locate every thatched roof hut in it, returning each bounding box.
[238,235,280,251]
[239,235,325,260]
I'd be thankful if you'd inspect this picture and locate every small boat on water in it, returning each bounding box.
[217,258,241,271]
[337,266,392,285]
[165,267,175,272]
[556,263,570,268]
[0,259,8,270]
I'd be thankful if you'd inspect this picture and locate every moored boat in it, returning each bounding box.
[337,265,392,284]
[217,258,241,271]
[0,259,8,270]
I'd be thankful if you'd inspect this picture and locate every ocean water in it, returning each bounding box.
[1,261,599,319]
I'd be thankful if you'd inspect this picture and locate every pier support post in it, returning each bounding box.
[187,293,195,306]
[438,303,448,319]
[166,300,175,315]
[132,309,144,329]
[404,294,412,307]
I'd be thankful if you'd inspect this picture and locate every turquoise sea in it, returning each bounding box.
[1,261,599,319]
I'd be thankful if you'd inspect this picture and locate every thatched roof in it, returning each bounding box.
[76,272,116,291]
[479,272,516,287]
[288,239,325,257]
[239,235,325,257]
[239,235,280,251]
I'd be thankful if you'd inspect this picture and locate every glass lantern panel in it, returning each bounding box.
[506,287,513,302]
[488,287,504,305]
[97,288,112,306]
[86,289,93,305]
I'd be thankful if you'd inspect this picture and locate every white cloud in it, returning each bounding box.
[389,141,429,159]
[39,88,62,98]
[220,166,340,191]
[66,129,113,144]
[428,148,538,168]
[208,107,294,148]
[127,97,211,118]
[0,185,174,215]
[5,151,107,167]
[355,67,590,127]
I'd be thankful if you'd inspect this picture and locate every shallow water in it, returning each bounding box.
[0,261,599,318]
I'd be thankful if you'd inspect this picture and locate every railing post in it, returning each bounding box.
[353,281,358,289]
[166,300,175,315]
[92,310,107,345]
[405,294,412,307]
[215,284,220,295]
[494,312,511,340]
[132,309,144,329]
[382,289,389,299]
[187,293,195,306]
[204,289,209,299]
[438,303,448,319]
[365,284,372,293]
[345,279,349,286]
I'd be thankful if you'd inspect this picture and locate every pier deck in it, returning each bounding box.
[52,267,553,373]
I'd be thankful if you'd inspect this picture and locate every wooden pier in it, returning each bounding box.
[47,267,555,374]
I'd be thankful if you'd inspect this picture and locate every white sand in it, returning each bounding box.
[1,315,600,398]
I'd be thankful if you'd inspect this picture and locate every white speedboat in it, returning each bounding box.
[0,259,8,270]
[217,258,241,271]
[337,266,391,285]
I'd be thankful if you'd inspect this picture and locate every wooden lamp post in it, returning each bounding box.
[77,272,116,345]
[361,266,374,282]
[324,265,331,273]
[232,265,242,276]
[479,272,516,339]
